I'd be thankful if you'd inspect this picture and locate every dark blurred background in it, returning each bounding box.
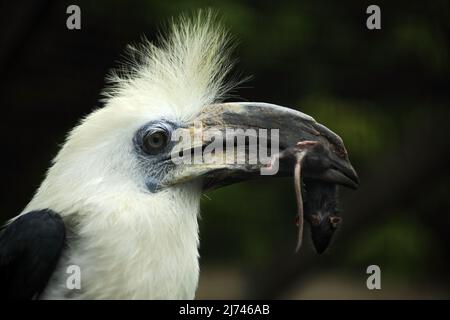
[1,0,449,299]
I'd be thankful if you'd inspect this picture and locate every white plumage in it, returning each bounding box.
[1,9,360,300]
[23,11,234,299]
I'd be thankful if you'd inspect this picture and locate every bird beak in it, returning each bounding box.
[162,102,359,191]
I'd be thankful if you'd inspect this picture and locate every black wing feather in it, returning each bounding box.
[0,209,66,299]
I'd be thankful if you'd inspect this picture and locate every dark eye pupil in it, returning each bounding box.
[143,131,168,154]
[151,134,162,146]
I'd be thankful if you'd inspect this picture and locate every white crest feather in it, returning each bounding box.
[103,10,238,121]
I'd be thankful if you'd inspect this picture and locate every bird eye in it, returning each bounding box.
[143,130,169,154]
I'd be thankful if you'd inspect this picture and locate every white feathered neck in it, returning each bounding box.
[22,11,237,299]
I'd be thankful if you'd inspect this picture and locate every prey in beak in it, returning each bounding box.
[163,102,359,254]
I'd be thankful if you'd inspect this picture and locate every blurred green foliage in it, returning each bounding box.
[344,213,436,280]
[180,0,450,289]
[3,0,449,296]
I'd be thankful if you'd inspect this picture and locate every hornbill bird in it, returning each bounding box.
[0,12,358,299]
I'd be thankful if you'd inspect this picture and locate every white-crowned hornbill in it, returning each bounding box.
[0,12,358,299]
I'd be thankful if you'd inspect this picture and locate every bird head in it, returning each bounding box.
[26,12,358,254]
